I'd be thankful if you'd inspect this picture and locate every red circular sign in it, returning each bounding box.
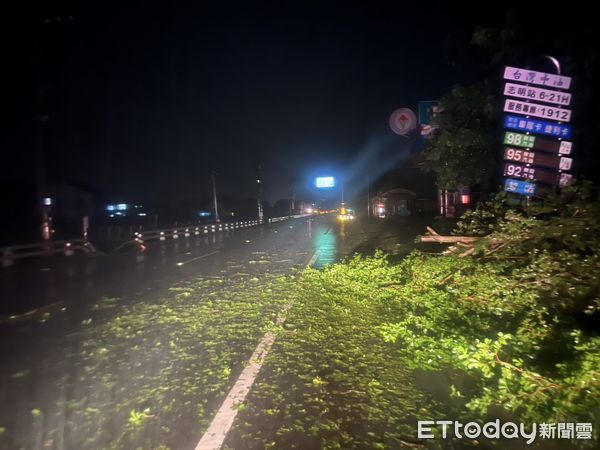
[389,108,417,135]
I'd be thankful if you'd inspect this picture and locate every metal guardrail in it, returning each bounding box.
[132,215,311,244]
[269,214,310,223]
[1,239,96,267]
[1,215,312,267]
[133,219,265,244]
[268,217,289,223]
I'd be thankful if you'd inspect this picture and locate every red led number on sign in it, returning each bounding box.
[505,148,534,164]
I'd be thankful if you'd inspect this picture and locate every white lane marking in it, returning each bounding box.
[194,251,318,450]
[307,251,319,267]
[176,251,220,266]
[307,251,318,268]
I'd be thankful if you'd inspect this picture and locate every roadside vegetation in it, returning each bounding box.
[227,184,599,449]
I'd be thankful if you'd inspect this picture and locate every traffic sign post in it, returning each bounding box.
[500,63,574,196]
[418,101,441,136]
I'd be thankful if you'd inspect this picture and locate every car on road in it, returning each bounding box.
[338,206,355,221]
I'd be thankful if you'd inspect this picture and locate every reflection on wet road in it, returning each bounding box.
[313,225,337,268]
[0,215,372,316]
[0,216,336,315]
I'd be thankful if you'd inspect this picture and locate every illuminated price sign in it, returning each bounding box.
[503,132,535,148]
[504,148,573,171]
[504,115,572,139]
[504,148,534,164]
[503,163,558,185]
[503,83,571,106]
[504,99,572,122]
[501,64,575,195]
[504,178,536,196]
[504,163,536,180]
[503,132,573,155]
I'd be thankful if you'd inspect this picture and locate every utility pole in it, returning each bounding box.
[290,185,296,216]
[256,164,263,221]
[35,115,52,240]
[257,183,263,221]
[33,16,75,241]
[211,174,220,223]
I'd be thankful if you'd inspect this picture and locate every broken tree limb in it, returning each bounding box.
[418,226,484,259]
[419,235,479,244]
[417,226,480,245]
[455,241,472,248]
[426,226,440,236]
[484,242,507,257]
[459,247,476,258]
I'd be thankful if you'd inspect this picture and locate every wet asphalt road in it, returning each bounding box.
[0,215,366,316]
[0,214,372,450]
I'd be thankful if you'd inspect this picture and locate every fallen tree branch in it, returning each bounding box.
[419,235,479,244]
[426,226,440,236]
[418,226,480,244]
[484,242,507,256]
[456,241,472,248]
[459,247,476,258]
[494,351,559,388]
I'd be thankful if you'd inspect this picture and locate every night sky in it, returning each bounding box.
[6,1,505,206]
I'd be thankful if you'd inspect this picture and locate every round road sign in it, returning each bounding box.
[389,108,417,135]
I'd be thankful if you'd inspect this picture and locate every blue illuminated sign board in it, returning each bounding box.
[504,115,572,139]
[316,177,335,188]
[504,178,536,196]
